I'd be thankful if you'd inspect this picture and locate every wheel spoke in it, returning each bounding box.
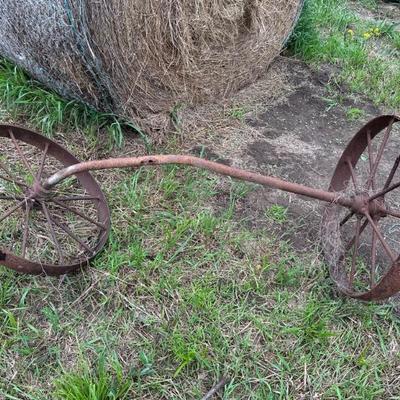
[349,218,362,286]
[50,198,106,229]
[345,218,368,251]
[364,212,396,262]
[0,198,29,224]
[346,159,359,191]
[340,211,354,226]
[0,194,25,201]
[21,202,32,258]
[0,162,29,189]
[384,208,400,220]
[370,226,377,288]
[36,143,49,182]
[41,202,64,263]
[383,155,400,191]
[367,118,394,190]
[0,160,24,182]
[8,129,35,178]
[369,180,400,202]
[0,173,28,190]
[367,130,375,191]
[49,215,94,254]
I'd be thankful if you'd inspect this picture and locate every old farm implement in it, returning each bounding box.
[0,115,399,301]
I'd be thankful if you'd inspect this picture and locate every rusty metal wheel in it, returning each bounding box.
[0,125,110,275]
[322,115,400,300]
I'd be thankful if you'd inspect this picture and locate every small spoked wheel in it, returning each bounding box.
[0,125,110,275]
[322,115,400,300]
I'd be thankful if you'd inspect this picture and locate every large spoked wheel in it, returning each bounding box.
[322,115,400,301]
[0,125,110,275]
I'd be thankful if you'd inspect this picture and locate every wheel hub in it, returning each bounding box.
[350,193,387,219]
[26,180,50,202]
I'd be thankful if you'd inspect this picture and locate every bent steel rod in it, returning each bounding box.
[44,155,353,208]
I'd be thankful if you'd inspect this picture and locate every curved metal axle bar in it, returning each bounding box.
[43,154,354,208]
[2,116,400,302]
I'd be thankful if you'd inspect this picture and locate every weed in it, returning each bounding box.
[285,298,336,346]
[0,275,15,308]
[266,204,288,224]
[357,0,378,10]
[54,356,132,400]
[196,211,220,237]
[346,107,365,120]
[170,103,184,130]
[42,304,61,333]
[393,33,400,51]
[227,106,247,121]
[275,257,303,288]
[170,332,207,377]
[322,96,340,111]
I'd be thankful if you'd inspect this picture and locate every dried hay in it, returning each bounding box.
[0,0,303,131]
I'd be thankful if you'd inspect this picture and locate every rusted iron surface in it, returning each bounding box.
[0,125,111,275]
[322,115,400,301]
[1,116,400,302]
[43,155,353,207]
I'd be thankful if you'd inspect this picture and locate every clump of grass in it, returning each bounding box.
[0,59,142,147]
[265,204,288,224]
[227,106,247,121]
[0,274,15,308]
[288,0,400,108]
[54,356,132,400]
[346,107,365,120]
[170,331,208,377]
[286,298,336,346]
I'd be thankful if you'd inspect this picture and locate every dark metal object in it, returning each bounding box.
[43,155,353,207]
[322,115,400,300]
[1,116,400,302]
[0,125,110,275]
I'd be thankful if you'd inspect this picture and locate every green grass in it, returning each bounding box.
[227,106,247,121]
[346,107,365,121]
[265,205,288,224]
[288,0,400,109]
[1,166,400,399]
[0,60,143,147]
[54,356,132,400]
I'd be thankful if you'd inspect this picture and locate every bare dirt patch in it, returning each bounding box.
[182,57,385,250]
[349,0,400,22]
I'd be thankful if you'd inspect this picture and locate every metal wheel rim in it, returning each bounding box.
[322,115,400,300]
[0,125,111,275]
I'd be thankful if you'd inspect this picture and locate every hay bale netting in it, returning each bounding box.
[0,1,303,129]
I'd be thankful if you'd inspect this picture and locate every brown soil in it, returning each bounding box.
[182,58,385,250]
[349,0,400,22]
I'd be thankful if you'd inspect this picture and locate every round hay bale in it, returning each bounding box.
[0,0,303,129]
